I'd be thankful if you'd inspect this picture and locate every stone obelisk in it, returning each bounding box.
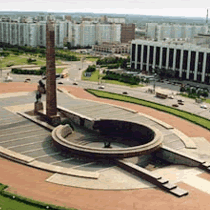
[46,19,60,125]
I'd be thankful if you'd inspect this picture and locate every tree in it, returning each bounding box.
[180,86,185,92]
[201,91,209,98]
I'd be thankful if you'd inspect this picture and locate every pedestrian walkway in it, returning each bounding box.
[0,83,210,210]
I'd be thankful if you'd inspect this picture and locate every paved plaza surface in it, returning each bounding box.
[0,83,210,210]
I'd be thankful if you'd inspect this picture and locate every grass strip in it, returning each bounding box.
[0,183,76,210]
[82,70,144,87]
[85,89,210,131]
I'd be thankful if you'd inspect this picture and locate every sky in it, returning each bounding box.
[0,0,210,18]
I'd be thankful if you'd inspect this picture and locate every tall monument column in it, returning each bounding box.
[46,20,60,125]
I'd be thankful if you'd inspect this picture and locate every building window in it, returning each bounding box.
[162,47,167,67]
[197,52,204,72]
[143,45,148,63]
[131,63,135,69]
[190,51,196,71]
[197,74,202,82]
[155,47,160,65]
[137,45,141,62]
[182,50,188,70]
[131,44,136,62]
[189,73,194,80]
[206,53,210,73]
[182,72,186,80]
[168,48,174,68]
[149,46,154,65]
[175,49,181,69]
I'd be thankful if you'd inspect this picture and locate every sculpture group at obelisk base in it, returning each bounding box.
[34,19,61,126]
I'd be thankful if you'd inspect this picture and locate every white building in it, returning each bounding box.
[80,22,96,46]
[146,23,208,41]
[131,39,210,84]
[107,17,125,24]
[0,18,122,48]
[95,23,121,45]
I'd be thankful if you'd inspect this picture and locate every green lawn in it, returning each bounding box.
[102,79,144,87]
[56,68,65,73]
[86,57,98,62]
[0,52,63,68]
[82,70,101,81]
[205,99,210,104]
[0,184,75,210]
[86,89,210,131]
[82,70,144,87]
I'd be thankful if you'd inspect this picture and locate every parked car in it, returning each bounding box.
[58,81,63,85]
[98,85,105,89]
[200,104,207,109]
[172,104,179,107]
[177,99,184,103]
[178,102,184,105]
[73,82,78,85]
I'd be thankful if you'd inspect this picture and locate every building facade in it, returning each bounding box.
[131,39,210,84]
[121,23,135,43]
[92,42,130,54]
[146,23,208,41]
[0,18,124,48]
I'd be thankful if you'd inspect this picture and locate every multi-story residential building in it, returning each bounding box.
[95,23,121,45]
[146,23,208,41]
[107,17,125,24]
[0,17,126,48]
[131,39,210,84]
[37,21,46,47]
[80,22,96,46]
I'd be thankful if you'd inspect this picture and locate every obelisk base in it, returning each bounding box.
[46,115,61,126]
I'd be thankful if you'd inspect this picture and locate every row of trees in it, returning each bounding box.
[11,66,46,75]
[154,67,175,78]
[180,84,209,98]
[102,71,140,85]
[86,65,96,72]
[97,56,130,69]
[64,42,92,50]
[0,42,79,61]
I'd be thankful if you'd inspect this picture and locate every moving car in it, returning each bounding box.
[122,91,128,95]
[178,102,184,105]
[73,82,78,85]
[200,104,207,109]
[4,76,13,82]
[172,104,179,107]
[168,96,174,99]
[98,85,105,89]
[177,99,184,103]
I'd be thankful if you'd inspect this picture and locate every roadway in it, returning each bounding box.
[1,61,210,120]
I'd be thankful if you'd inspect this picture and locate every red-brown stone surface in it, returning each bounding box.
[0,83,210,210]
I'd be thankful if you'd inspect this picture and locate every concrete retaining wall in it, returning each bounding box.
[58,106,95,130]
[155,145,205,167]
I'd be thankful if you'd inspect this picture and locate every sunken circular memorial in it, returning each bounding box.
[52,118,163,159]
